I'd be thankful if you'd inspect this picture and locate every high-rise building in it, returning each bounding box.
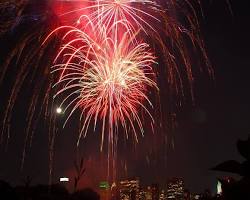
[166,178,184,200]
[119,178,140,200]
[217,180,222,196]
[184,189,191,200]
[190,194,201,200]
[99,181,111,200]
[151,184,159,200]
[111,182,119,200]
[138,187,146,200]
[139,185,162,200]
[138,186,152,200]
[159,189,166,200]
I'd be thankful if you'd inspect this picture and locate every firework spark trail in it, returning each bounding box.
[0,2,60,174]
[57,0,212,101]
[45,24,158,151]
[0,0,215,181]
[0,1,27,36]
[60,0,162,38]
[43,0,213,180]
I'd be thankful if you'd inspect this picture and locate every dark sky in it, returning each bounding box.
[166,0,250,193]
[0,0,250,194]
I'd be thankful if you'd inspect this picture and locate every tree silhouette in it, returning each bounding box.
[73,156,86,192]
[71,188,100,200]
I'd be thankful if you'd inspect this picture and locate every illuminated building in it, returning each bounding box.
[119,178,140,200]
[159,190,166,200]
[166,178,184,200]
[191,194,201,200]
[145,186,152,200]
[139,187,146,200]
[99,181,111,200]
[111,182,119,200]
[217,180,222,195]
[59,177,69,189]
[151,184,159,200]
[184,189,191,200]
[138,186,152,200]
[59,177,69,182]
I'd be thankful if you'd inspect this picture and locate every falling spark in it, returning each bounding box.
[46,25,158,150]
[0,0,215,181]
[61,0,162,37]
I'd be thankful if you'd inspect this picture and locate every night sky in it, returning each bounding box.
[0,0,250,194]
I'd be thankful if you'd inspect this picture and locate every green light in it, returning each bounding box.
[99,181,109,189]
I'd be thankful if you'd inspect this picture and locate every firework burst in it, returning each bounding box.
[42,1,214,179]
[46,25,157,150]
[57,0,212,102]
[0,0,215,181]
[61,0,162,37]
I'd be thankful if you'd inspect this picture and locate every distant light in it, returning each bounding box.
[194,195,200,199]
[217,181,222,195]
[56,107,62,114]
[99,181,109,189]
[111,182,116,190]
[60,177,69,182]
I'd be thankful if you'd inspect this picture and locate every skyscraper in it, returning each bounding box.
[139,186,152,200]
[151,184,159,200]
[99,181,111,200]
[166,178,184,200]
[144,186,152,200]
[159,189,166,200]
[119,178,140,200]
